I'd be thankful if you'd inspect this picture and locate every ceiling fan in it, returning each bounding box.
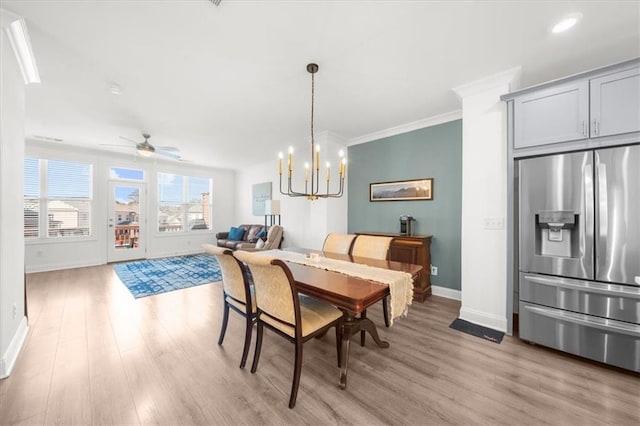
[102,133,181,160]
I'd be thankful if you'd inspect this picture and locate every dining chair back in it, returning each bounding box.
[203,244,256,369]
[351,235,393,260]
[322,233,357,255]
[350,235,395,342]
[233,250,343,409]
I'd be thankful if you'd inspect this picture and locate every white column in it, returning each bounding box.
[0,9,38,378]
[452,67,520,332]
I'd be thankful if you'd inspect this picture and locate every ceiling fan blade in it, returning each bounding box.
[157,151,181,160]
[155,146,179,152]
[119,136,139,144]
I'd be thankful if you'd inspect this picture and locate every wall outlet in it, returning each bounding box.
[483,217,505,230]
[12,303,17,319]
[431,265,438,276]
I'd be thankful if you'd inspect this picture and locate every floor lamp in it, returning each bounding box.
[264,200,281,229]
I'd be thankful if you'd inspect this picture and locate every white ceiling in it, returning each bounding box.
[5,0,640,169]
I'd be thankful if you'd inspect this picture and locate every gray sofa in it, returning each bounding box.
[216,224,283,250]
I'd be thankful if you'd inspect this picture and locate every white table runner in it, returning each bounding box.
[254,250,413,325]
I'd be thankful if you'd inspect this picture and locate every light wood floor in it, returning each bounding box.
[1,264,639,425]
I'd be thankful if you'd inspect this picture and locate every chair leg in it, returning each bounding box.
[251,320,264,374]
[335,321,342,368]
[383,295,390,328]
[239,315,253,369]
[289,340,303,409]
[360,309,367,347]
[218,301,230,345]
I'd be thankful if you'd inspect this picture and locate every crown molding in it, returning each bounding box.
[1,8,40,84]
[347,109,462,146]
[452,66,521,100]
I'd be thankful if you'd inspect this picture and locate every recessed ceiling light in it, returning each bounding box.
[552,13,583,34]
[109,82,123,95]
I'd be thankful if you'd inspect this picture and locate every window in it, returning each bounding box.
[110,167,144,181]
[23,158,93,239]
[24,157,39,238]
[158,173,211,232]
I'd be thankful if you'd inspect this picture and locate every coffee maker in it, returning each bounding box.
[399,215,415,236]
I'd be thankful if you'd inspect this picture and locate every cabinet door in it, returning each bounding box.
[389,244,417,264]
[514,80,589,149]
[590,67,640,138]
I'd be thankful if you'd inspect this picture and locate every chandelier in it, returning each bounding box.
[278,63,346,200]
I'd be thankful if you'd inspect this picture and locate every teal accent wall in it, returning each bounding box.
[348,120,462,290]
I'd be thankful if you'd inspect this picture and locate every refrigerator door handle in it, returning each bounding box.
[523,274,640,299]
[523,304,640,338]
[596,162,608,275]
[584,162,594,265]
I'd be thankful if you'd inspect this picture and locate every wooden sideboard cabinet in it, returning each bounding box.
[356,232,432,302]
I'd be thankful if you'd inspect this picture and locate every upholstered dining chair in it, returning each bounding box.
[351,235,393,261]
[233,250,343,409]
[322,233,357,255]
[351,235,394,343]
[203,244,256,369]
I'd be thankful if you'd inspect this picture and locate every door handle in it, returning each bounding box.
[582,120,587,137]
[523,304,640,337]
[592,119,599,136]
[596,161,608,272]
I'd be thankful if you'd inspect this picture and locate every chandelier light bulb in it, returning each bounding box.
[339,150,344,157]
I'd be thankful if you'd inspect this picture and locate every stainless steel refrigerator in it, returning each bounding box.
[519,144,640,372]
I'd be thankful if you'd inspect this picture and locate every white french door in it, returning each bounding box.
[107,182,146,262]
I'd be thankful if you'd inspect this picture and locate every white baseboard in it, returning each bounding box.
[459,306,507,333]
[26,250,206,273]
[0,316,29,379]
[431,285,461,301]
[26,257,103,273]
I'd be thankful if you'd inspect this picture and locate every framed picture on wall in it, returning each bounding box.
[370,178,433,201]
[252,182,272,215]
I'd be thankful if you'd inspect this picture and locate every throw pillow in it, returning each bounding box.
[228,226,245,241]
[256,229,268,240]
[255,238,265,249]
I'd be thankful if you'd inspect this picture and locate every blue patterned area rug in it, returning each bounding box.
[113,254,222,298]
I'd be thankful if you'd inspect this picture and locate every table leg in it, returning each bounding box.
[359,318,390,349]
[338,311,356,390]
[338,309,390,389]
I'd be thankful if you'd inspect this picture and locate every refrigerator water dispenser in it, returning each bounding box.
[535,211,578,258]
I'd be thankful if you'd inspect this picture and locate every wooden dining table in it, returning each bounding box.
[278,248,423,389]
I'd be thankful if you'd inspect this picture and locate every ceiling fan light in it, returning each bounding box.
[138,148,154,157]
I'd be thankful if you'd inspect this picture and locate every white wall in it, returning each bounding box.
[236,131,348,249]
[0,28,27,378]
[453,68,520,333]
[24,141,236,272]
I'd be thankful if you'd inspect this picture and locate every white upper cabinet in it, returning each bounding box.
[590,67,640,138]
[505,60,640,154]
[514,81,589,149]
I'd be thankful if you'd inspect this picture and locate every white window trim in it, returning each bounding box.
[24,158,95,242]
[156,172,212,235]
